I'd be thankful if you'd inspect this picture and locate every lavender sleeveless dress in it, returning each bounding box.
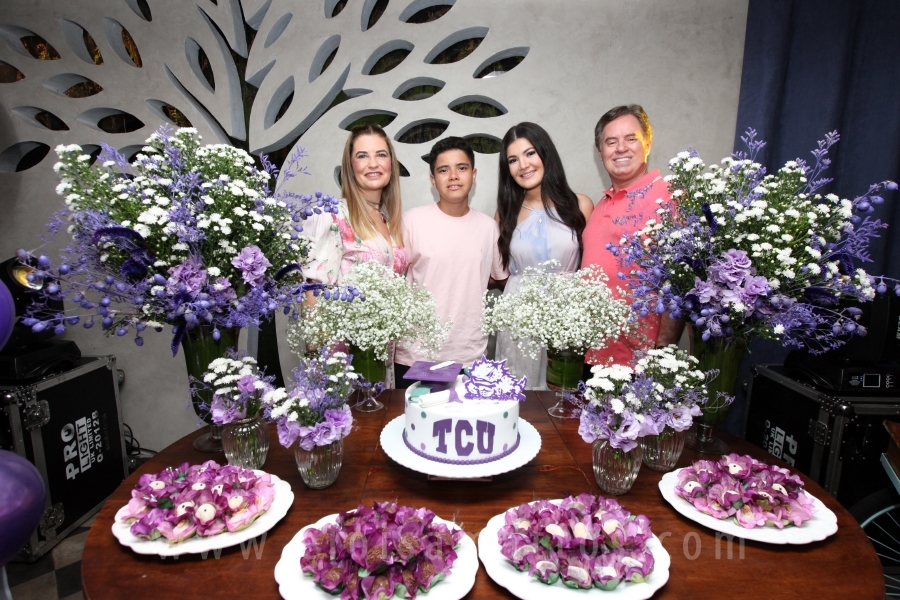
[495,207,580,389]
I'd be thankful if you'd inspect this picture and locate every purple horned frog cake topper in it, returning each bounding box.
[464,356,527,401]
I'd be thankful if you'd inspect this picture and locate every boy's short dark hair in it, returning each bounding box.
[427,137,475,173]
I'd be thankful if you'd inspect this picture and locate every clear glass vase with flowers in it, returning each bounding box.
[611,130,897,452]
[193,353,273,469]
[578,346,720,493]
[262,350,358,488]
[17,126,356,451]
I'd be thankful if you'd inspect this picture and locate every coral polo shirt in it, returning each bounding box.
[581,169,669,366]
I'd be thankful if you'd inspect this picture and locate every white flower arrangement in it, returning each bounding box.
[22,126,349,349]
[481,261,631,357]
[616,131,898,352]
[579,345,715,451]
[288,261,450,361]
[193,353,273,425]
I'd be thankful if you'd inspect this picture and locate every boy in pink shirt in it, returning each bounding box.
[394,138,508,386]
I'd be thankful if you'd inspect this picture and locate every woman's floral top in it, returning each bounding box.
[301,199,407,284]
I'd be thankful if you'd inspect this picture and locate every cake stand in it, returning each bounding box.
[380,416,541,479]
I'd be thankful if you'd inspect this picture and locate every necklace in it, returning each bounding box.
[364,199,387,223]
[521,201,544,223]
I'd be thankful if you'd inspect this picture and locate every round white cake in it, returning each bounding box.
[403,377,521,465]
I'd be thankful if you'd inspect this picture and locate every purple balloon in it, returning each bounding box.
[0,279,14,350]
[0,450,46,566]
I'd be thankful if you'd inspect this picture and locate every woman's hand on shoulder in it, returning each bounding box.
[576,193,594,221]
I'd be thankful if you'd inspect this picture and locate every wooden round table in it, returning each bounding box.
[82,390,883,599]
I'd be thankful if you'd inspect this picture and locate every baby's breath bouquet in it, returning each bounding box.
[482,261,631,358]
[289,261,449,362]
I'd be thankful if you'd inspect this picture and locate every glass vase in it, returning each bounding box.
[593,439,642,495]
[222,415,269,469]
[685,337,747,454]
[641,427,686,472]
[545,346,584,419]
[351,344,385,412]
[295,439,344,489]
[181,325,241,452]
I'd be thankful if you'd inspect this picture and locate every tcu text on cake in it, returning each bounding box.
[432,418,496,456]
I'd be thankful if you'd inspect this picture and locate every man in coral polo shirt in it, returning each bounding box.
[581,105,683,371]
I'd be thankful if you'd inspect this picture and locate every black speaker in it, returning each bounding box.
[1,356,127,561]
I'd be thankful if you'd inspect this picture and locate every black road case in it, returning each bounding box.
[745,364,900,509]
[0,356,127,561]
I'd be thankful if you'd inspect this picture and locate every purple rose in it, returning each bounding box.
[324,405,353,439]
[231,245,272,288]
[578,411,608,444]
[166,259,207,296]
[277,419,302,448]
[667,407,695,432]
[742,275,769,299]
[709,249,753,287]
[641,408,668,436]
[209,396,246,425]
[690,278,721,304]
[610,411,642,451]
[237,374,258,395]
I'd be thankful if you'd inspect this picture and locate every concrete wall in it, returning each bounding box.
[0,0,748,451]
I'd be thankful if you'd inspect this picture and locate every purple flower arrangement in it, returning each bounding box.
[263,350,358,450]
[193,352,274,425]
[674,454,816,529]
[612,130,898,353]
[497,494,655,590]
[577,346,718,451]
[17,126,356,354]
[300,501,465,600]
[118,460,276,542]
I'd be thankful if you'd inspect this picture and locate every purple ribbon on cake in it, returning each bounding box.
[447,387,463,403]
[463,356,527,401]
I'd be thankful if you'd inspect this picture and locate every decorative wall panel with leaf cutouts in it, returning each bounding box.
[0,0,749,450]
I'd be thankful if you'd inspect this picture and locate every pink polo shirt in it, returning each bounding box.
[581,169,669,366]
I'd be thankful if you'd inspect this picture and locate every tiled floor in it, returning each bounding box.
[4,514,94,600]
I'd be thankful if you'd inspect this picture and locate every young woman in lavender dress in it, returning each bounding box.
[495,122,593,389]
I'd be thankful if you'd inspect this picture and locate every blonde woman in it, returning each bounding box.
[303,124,407,284]
[301,124,406,393]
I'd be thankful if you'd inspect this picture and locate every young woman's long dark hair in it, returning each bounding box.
[496,122,586,271]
